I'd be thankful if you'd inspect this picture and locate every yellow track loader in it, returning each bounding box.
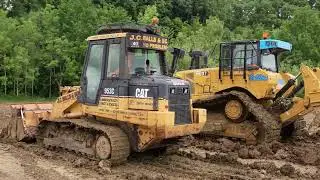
[0,24,206,164]
[175,38,320,144]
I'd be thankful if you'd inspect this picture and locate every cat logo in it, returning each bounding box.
[135,88,150,98]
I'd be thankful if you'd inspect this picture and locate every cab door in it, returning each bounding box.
[81,40,106,104]
[99,38,127,109]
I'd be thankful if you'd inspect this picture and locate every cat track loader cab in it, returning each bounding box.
[2,24,206,164]
[178,38,293,103]
[176,38,320,144]
[218,39,292,82]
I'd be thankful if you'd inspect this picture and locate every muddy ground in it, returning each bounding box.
[0,104,320,179]
[1,136,320,180]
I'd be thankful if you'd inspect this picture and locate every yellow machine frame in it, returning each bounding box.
[48,88,206,150]
[175,67,294,101]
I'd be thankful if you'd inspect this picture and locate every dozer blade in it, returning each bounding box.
[0,103,52,141]
[298,66,320,136]
[280,65,320,137]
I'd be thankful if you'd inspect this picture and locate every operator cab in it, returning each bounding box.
[80,24,169,103]
[186,37,292,78]
[219,38,292,80]
[79,24,191,125]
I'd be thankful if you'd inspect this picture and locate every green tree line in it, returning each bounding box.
[0,0,319,97]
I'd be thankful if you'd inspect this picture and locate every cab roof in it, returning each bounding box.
[221,39,292,52]
[259,39,292,52]
[87,23,161,41]
[97,24,159,35]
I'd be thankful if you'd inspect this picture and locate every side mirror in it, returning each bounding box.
[168,48,185,76]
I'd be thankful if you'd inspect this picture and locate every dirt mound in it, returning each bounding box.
[295,106,320,137]
[191,136,320,166]
[173,136,320,178]
[280,163,295,176]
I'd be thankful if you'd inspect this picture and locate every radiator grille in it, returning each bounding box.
[168,86,192,125]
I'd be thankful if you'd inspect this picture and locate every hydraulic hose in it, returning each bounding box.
[274,73,301,100]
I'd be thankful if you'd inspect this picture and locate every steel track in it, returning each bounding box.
[193,91,281,143]
[38,118,130,165]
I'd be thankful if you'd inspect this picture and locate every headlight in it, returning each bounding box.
[170,88,175,94]
[183,88,189,94]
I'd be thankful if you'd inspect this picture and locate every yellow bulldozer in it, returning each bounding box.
[175,37,320,144]
[0,24,206,164]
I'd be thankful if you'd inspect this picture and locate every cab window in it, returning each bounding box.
[220,42,259,71]
[128,49,162,75]
[220,44,231,70]
[233,44,245,68]
[261,51,277,72]
[107,44,121,77]
[246,43,258,65]
[85,44,104,101]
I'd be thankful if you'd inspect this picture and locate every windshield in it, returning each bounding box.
[128,49,162,75]
[261,51,277,72]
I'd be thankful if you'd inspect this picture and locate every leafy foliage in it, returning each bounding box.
[276,7,320,73]
[0,0,319,97]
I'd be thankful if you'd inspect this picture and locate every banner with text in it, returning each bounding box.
[127,33,168,51]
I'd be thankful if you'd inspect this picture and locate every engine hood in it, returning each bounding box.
[128,74,190,99]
